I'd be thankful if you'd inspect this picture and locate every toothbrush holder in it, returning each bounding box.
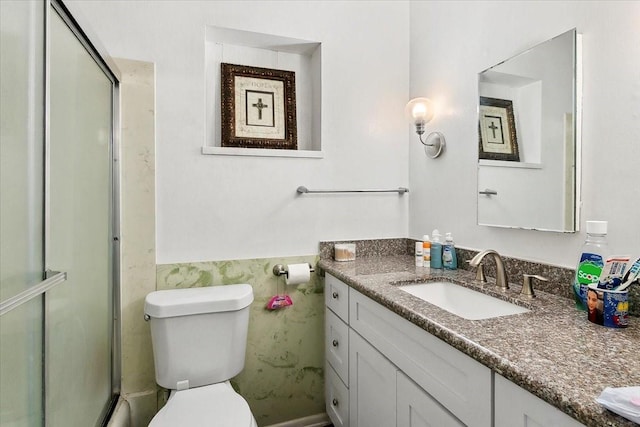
[587,284,629,328]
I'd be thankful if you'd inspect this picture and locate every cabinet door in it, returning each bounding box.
[397,372,464,427]
[495,374,584,427]
[349,329,396,427]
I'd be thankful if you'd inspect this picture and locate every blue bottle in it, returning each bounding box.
[430,230,443,269]
[443,232,458,270]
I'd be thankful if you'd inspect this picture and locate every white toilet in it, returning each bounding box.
[144,284,257,426]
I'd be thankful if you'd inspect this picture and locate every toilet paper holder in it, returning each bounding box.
[272,263,315,278]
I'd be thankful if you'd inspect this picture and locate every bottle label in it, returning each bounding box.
[574,252,604,307]
[443,247,452,264]
[423,243,431,262]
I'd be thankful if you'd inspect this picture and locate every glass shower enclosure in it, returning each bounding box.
[0,1,120,425]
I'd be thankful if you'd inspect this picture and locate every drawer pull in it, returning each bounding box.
[332,291,339,299]
[332,339,339,347]
[332,398,339,407]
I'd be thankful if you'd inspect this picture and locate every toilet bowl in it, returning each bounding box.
[149,382,257,427]
[144,284,256,426]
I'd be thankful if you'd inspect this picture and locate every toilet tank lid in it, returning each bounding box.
[144,284,254,318]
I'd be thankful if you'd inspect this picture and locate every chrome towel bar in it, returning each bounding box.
[296,186,409,195]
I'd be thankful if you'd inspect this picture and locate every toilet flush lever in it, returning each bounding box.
[144,314,150,321]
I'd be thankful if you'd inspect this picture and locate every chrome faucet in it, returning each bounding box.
[469,249,509,290]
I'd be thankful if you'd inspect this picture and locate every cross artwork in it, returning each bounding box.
[487,120,499,138]
[245,90,275,127]
[485,115,503,143]
[252,98,268,120]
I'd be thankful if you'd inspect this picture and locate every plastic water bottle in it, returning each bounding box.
[573,221,609,310]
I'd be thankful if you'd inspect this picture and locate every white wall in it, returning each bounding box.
[68,0,411,264]
[68,1,640,269]
[409,1,640,267]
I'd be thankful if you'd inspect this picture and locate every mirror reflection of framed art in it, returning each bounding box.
[478,97,519,162]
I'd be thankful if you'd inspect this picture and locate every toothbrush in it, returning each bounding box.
[615,276,639,292]
[614,257,640,291]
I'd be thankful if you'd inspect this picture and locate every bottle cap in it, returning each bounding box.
[445,232,453,241]
[423,235,430,241]
[586,220,607,235]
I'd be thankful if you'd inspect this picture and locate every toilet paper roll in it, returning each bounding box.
[285,263,311,285]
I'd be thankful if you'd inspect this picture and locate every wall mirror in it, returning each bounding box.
[477,28,581,232]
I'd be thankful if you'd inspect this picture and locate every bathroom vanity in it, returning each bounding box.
[320,255,640,427]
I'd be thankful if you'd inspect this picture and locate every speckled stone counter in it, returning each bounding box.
[318,255,640,427]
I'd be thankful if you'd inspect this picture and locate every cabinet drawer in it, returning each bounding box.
[325,274,349,322]
[326,308,349,386]
[326,363,349,427]
[349,288,491,427]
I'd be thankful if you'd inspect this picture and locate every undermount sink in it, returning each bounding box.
[399,281,529,320]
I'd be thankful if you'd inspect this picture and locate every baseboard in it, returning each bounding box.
[263,412,331,427]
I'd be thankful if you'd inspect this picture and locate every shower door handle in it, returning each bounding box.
[0,271,67,316]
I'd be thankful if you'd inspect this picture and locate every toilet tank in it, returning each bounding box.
[144,284,254,390]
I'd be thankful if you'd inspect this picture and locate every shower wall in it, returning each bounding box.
[115,57,158,426]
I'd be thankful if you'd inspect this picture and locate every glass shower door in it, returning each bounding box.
[0,1,118,425]
[46,6,115,426]
[0,0,45,425]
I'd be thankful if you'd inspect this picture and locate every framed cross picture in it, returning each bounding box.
[478,97,519,162]
[221,63,297,149]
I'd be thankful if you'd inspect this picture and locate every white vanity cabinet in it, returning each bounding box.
[494,374,584,427]
[324,274,586,427]
[324,274,491,427]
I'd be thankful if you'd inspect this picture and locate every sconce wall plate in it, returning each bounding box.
[423,132,445,158]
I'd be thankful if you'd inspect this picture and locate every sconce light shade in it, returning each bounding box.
[405,97,445,158]
[405,97,435,131]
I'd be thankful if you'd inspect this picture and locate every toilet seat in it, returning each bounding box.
[149,382,257,427]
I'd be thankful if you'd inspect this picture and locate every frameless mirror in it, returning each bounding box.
[477,29,581,232]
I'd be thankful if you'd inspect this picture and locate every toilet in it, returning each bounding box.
[144,284,257,426]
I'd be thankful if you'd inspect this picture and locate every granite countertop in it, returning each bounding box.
[318,255,640,427]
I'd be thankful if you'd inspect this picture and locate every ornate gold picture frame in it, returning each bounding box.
[221,63,297,149]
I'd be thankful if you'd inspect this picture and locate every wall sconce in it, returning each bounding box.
[405,97,446,158]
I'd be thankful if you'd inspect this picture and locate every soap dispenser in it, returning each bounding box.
[442,232,458,270]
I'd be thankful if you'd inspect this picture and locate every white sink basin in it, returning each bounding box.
[399,281,529,320]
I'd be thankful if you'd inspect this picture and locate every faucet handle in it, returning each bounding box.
[521,274,548,298]
[467,260,487,283]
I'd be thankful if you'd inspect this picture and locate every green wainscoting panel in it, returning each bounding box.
[157,255,324,426]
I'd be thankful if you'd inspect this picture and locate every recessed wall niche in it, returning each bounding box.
[204,26,322,158]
